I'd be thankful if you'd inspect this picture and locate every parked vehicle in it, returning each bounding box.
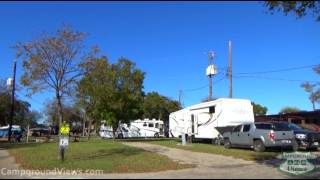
[223,122,298,152]
[30,128,50,137]
[129,119,164,138]
[282,122,319,150]
[169,98,255,143]
[99,119,164,139]
[0,125,23,142]
[99,124,115,139]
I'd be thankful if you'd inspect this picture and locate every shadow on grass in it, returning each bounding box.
[70,147,143,161]
[115,138,179,142]
[0,142,43,150]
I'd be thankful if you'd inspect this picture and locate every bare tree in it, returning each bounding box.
[16,26,94,131]
[301,82,319,110]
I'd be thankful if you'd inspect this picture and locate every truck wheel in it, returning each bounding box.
[254,140,265,152]
[224,139,232,149]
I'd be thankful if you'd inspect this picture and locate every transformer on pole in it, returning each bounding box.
[206,51,218,101]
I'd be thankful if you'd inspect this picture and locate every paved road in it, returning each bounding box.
[1,143,319,179]
[0,148,22,179]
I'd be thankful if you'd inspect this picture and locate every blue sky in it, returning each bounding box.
[0,1,319,115]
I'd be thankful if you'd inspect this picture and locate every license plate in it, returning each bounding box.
[281,140,291,144]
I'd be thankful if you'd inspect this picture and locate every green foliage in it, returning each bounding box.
[265,1,320,21]
[143,92,181,122]
[0,79,42,128]
[78,57,145,133]
[8,140,190,173]
[252,102,268,116]
[279,107,301,114]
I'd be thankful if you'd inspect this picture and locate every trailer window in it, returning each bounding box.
[148,123,154,128]
[143,123,147,127]
[121,127,128,132]
[155,123,159,128]
[209,106,215,114]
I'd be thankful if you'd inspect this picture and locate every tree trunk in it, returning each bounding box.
[112,125,118,141]
[87,118,92,141]
[82,112,86,137]
[56,94,63,135]
[312,101,316,111]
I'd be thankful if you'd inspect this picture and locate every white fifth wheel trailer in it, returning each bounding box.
[169,98,254,142]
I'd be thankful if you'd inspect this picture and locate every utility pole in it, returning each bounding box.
[228,40,233,98]
[178,90,183,107]
[8,60,17,142]
[208,51,214,101]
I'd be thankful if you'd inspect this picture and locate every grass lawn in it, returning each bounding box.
[1,139,192,173]
[149,139,280,161]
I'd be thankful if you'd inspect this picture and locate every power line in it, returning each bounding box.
[236,64,319,75]
[183,84,209,92]
[233,75,318,83]
[214,76,227,84]
[16,92,44,107]
[16,92,82,118]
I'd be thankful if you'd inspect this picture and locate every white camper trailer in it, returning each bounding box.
[99,124,115,139]
[169,98,254,142]
[99,119,165,138]
[129,119,164,138]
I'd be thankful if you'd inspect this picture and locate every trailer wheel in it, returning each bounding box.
[154,133,160,138]
[118,133,124,139]
[224,139,232,149]
[254,140,265,152]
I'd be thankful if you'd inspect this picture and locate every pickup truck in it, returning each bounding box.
[284,122,320,150]
[223,122,298,152]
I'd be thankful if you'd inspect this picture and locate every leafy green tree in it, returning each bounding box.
[112,58,145,125]
[15,25,95,131]
[252,102,268,116]
[265,1,320,21]
[0,79,42,128]
[279,107,301,114]
[78,57,145,137]
[78,57,114,138]
[143,92,181,121]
